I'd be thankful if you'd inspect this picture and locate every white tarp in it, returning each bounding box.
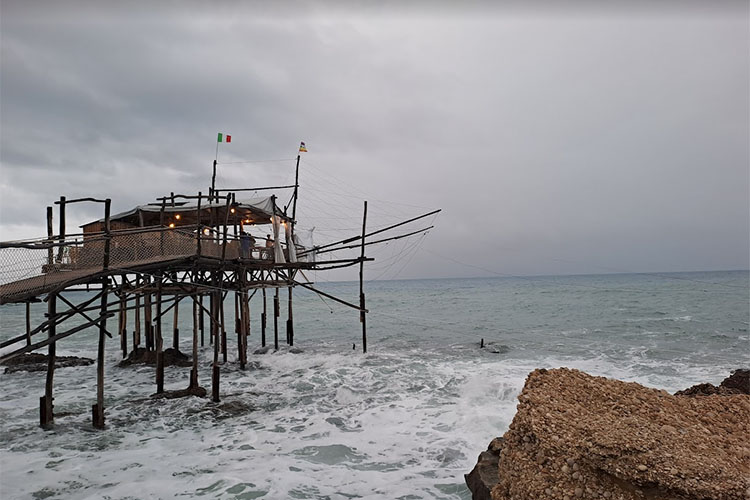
[285,222,297,263]
[272,216,285,264]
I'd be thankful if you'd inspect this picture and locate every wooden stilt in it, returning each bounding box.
[119,290,127,359]
[173,294,179,351]
[144,279,153,351]
[274,286,279,351]
[93,278,107,429]
[287,284,294,346]
[238,273,247,369]
[134,277,141,349]
[46,206,53,268]
[360,201,368,354]
[190,292,199,390]
[211,274,220,402]
[261,287,267,347]
[40,293,56,428]
[25,302,31,346]
[220,293,227,363]
[155,273,164,394]
[199,294,205,347]
[93,198,110,429]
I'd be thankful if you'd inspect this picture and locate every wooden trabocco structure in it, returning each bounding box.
[0,155,439,430]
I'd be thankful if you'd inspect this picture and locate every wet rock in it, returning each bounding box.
[150,385,207,399]
[720,369,749,394]
[118,347,192,367]
[253,346,272,355]
[2,353,94,373]
[464,438,504,500]
[468,368,750,500]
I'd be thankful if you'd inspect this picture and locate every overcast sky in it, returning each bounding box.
[1,1,748,280]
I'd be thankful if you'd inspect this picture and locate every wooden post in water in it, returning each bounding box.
[261,286,267,347]
[134,276,141,350]
[119,290,127,358]
[359,201,368,353]
[273,286,279,350]
[237,274,247,369]
[155,273,164,394]
[93,198,111,429]
[220,293,227,363]
[190,292,199,390]
[199,294,205,347]
[173,295,179,351]
[211,273,220,402]
[25,302,31,346]
[287,284,294,346]
[40,293,56,428]
[144,277,153,351]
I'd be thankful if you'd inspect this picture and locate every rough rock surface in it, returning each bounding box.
[489,368,750,500]
[675,369,749,397]
[465,438,504,500]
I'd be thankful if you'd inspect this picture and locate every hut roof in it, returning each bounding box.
[81,196,290,229]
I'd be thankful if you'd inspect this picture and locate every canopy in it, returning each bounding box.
[82,196,291,229]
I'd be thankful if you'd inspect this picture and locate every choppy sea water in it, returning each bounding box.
[0,271,748,499]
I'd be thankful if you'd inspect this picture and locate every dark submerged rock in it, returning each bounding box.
[2,353,94,373]
[118,347,192,367]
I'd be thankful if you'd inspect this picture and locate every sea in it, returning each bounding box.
[0,270,748,499]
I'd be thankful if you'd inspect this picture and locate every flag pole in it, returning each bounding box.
[212,135,220,201]
[291,154,301,223]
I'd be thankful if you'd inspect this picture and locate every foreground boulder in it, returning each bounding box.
[477,368,750,500]
[464,438,504,500]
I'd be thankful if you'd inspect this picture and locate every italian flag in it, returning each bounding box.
[217,133,232,143]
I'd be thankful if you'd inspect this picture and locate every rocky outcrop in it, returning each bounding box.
[675,369,749,397]
[467,368,750,500]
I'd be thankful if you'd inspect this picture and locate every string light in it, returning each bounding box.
[175,214,181,220]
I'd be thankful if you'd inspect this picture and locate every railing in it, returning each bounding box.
[0,225,308,293]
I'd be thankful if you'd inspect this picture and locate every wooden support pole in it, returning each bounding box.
[273,286,279,351]
[242,285,250,365]
[220,292,227,363]
[144,277,153,351]
[360,201,368,354]
[173,295,179,351]
[25,302,31,346]
[46,206,53,266]
[199,294,205,347]
[134,276,141,349]
[93,275,108,429]
[234,291,240,337]
[119,290,127,358]
[155,274,164,394]
[94,200,110,429]
[237,276,246,370]
[261,287,267,347]
[190,293,199,390]
[287,284,294,346]
[210,272,221,402]
[56,196,66,263]
[40,293,56,428]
